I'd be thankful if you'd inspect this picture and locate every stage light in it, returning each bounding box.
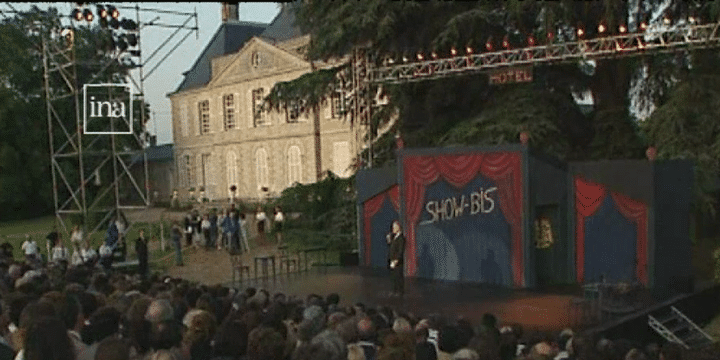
[127,33,138,47]
[387,57,394,65]
[663,15,671,26]
[120,19,138,31]
[83,9,94,22]
[72,9,83,21]
[97,5,107,18]
[598,23,606,34]
[689,16,696,24]
[502,35,509,49]
[402,56,408,63]
[619,24,627,33]
[431,51,438,59]
[109,18,119,29]
[416,53,423,61]
[450,47,457,56]
[116,38,128,52]
[465,46,472,54]
[639,21,648,31]
[576,27,585,38]
[485,38,493,51]
[108,6,119,19]
[527,35,536,46]
[546,32,554,42]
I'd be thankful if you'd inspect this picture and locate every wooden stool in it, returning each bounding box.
[230,254,250,287]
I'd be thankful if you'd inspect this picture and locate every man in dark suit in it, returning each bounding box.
[387,220,405,297]
[135,229,149,279]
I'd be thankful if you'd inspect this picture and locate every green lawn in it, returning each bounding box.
[0,215,176,274]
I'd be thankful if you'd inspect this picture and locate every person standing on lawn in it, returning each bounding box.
[171,222,184,266]
[135,229,149,279]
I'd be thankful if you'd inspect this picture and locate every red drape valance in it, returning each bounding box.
[362,185,400,266]
[574,176,648,285]
[402,152,524,286]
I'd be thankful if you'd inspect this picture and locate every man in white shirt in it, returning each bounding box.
[81,240,98,265]
[52,238,70,264]
[21,235,38,264]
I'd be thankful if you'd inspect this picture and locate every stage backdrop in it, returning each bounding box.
[362,185,400,268]
[401,151,525,287]
[575,176,648,285]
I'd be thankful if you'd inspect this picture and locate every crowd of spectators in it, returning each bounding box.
[0,256,717,360]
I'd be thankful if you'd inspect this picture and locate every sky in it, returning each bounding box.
[5,2,281,145]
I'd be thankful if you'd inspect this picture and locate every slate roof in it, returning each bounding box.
[172,21,267,94]
[131,144,174,165]
[259,2,304,43]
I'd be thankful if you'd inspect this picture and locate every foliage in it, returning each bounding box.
[0,6,150,221]
[264,65,346,111]
[270,172,356,251]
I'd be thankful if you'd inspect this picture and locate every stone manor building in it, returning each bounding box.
[168,4,357,202]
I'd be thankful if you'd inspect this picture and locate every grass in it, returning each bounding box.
[0,215,177,274]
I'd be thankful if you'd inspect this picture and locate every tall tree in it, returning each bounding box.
[0,6,149,221]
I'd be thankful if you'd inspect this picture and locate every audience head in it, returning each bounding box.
[23,316,75,360]
[94,337,136,360]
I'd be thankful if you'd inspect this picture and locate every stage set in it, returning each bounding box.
[356,144,694,303]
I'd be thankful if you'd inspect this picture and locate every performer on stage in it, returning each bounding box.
[387,220,405,297]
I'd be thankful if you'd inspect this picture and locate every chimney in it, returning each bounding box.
[222,2,239,23]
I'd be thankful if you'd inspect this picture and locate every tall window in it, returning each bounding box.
[226,151,237,194]
[286,99,307,123]
[287,146,301,186]
[333,141,351,178]
[255,148,269,191]
[331,90,346,119]
[198,100,210,134]
[180,102,189,137]
[201,154,212,191]
[183,155,194,188]
[223,94,235,130]
[251,51,261,67]
[252,88,265,127]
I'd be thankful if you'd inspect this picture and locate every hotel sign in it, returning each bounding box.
[488,67,533,85]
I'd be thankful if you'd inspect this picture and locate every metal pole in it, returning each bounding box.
[72,26,88,229]
[137,3,151,208]
[42,35,61,228]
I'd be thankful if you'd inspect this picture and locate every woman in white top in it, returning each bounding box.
[81,240,98,264]
[70,225,83,247]
[70,245,84,267]
[273,206,284,245]
[21,235,39,263]
[256,207,267,244]
[51,238,69,263]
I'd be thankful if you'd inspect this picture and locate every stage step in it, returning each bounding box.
[648,306,715,349]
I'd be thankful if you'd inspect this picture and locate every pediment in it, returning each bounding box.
[209,37,310,88]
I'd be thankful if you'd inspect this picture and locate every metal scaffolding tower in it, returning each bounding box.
[38,3,198,238]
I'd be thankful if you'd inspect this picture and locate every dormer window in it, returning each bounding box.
[251,51,261,67]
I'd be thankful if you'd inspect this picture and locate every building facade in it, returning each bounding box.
[168,5,357,202]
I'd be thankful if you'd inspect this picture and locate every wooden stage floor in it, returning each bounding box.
[232,267,583,332]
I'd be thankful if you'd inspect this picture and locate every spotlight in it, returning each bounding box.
[450,47,457,56]
[97,5,107,19]
[485,38,493,51]
[688,16,696,24]
[576,27,585,38]
[639,21,648,31]
[431,51,437,59]
[402,55,408,63]
[116,38,128,52]
[108,6,119,19]
[663,15,671,26]
[109,18,120,29]
[527,35,536,46]
[416,53,423,61]
[619,24,627,33]
[546,31,554,42]
[72,9,83,21]
[465,46,472,54]
[502,36,509,49]
[598,23,606,34]
[83,9,93,22]
[387,57,394,64]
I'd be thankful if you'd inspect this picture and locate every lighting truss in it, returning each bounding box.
[370,21,720,84]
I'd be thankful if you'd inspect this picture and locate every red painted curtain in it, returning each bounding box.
[574,176,649,285]
[362,185,399,266]
[402,153,524,286]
